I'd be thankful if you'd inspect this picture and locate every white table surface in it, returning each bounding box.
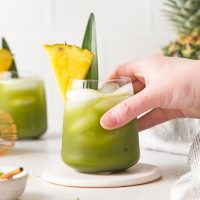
[1,132,189,200]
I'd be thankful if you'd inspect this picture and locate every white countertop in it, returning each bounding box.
[1,132,189,200]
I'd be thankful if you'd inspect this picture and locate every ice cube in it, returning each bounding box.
[99,82,119,94]
[0,71,12,80]
[2,78,41,90]
[66,89,101,101]
[94,96,126,111]
[111,83,134,96]
[70,111,98,133]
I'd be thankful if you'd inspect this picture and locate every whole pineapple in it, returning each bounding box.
[163,0,200,59]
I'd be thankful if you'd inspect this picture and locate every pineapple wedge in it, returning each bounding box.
[44,44,93,101]
[0,49,13,72]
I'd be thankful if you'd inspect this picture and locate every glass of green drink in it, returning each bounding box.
[0,71,47,139]
[62,77,140,173]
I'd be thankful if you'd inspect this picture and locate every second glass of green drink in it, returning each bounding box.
[0,72,47,139]
[62,77,140,173]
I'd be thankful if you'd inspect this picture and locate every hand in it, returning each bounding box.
[100,56,200,131]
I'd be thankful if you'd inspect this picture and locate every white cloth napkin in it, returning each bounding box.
[140,118,200,155]
[138,118,200,199]
[171,170,200,200]
[140,131,192,155]
[171,133,200,200]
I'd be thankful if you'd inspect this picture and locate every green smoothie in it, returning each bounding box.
[0,77,47,139]
[62,82,140,173]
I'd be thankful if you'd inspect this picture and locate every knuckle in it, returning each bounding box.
[145,86,160,107]
[149,55,164,62]
[145,55,165,67]
[118,102,133,116]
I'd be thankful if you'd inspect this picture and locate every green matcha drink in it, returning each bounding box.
[62,79,140,173]
[0,75,47,139]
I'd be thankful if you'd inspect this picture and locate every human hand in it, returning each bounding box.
[100,56,200,131]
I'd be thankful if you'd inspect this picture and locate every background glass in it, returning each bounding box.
[0,72,47,139]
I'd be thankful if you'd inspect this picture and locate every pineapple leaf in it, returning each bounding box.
[2,37,19,78]
[176,0,185,8]
[169,0,177,5]
[163,0,200,35]
[82,13,98,89]
[164,2,179,11]
[184,0,199,11]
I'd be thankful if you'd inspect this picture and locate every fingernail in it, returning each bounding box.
[101,112,117,129]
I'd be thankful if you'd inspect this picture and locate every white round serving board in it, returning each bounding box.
[42,162,162,188]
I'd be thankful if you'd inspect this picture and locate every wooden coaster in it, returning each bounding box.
[42,162,162,188]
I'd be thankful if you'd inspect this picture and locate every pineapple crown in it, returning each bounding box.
[164,0,200,35]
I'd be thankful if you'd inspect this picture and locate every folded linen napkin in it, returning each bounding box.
[140,118,200,155]
[171,170,200,200]
[171,133,200,200]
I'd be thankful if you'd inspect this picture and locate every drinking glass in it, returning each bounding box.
[62,78,139,173]
[0,72,47,139]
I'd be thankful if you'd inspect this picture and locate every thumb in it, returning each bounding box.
[100,88,157,130]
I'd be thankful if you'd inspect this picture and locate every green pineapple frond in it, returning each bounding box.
[164,0,200,35]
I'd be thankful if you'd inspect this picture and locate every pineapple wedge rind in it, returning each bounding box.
[44,44,94,102]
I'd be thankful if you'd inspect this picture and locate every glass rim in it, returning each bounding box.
[0,71,45,81]
[68,77,132,83]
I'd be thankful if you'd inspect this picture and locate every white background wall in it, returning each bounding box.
[0,0,177,133]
